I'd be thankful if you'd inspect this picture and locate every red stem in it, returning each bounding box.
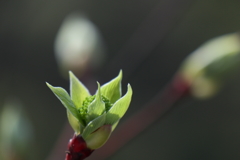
[65,134,94,160]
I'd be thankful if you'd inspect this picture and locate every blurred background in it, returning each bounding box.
[1,0,240,159]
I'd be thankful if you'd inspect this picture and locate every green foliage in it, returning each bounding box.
[105,84,133,125]
[46,70,133,149]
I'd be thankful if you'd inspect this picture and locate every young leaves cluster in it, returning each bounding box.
[46,70,132,148]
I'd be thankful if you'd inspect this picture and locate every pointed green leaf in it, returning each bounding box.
[100,70,122,103]
[69,71,91,109]
[105,84,132,125]
[87,82,105,123]
[67,110,84,134]
[46,83,83,124]
[82,112,106,139]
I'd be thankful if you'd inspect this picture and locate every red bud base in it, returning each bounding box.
[65,134,94,160]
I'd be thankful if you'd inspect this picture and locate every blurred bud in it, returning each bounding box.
[0,99,34,160]
[54,12,106,78]
[178,32,240,98]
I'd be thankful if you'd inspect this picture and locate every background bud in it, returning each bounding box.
[54,12,106,78]
[178,32,240,98]
[0,98,34,160]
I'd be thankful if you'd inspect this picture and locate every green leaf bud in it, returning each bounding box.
[178,32,240,98]
[46,70,133,149]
